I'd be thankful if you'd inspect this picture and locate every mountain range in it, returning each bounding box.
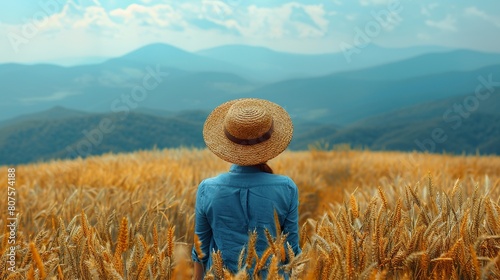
[1,89,499,165]
[1,43,499,164]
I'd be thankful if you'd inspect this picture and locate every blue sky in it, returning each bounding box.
[0,0,499,63]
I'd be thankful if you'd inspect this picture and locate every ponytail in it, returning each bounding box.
[254,162,274,174]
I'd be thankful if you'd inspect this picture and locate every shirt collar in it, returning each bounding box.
[229,164,262,173]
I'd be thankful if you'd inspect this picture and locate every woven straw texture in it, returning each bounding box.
[203,98,293,165]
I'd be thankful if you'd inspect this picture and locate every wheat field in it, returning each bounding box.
[1,148,500,279]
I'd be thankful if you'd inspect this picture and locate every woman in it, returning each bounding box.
[192,98,301,279]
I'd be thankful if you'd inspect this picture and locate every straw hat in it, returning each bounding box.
[203,98,293,165]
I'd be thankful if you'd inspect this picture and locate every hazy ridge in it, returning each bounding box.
[1,43,499,164]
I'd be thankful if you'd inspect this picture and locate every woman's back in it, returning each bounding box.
[192,164,300,273]
[192,98,300,279]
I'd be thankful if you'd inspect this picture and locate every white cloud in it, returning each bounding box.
[110,4,185,28]
[425,15,457,32]
[303,5,329,31]
[201,0,235,18]
[110,4,152,21]
[465,6,500,28]
[24,1,121,36]
[2,0,500,63]
[243,4,292,39]
[72,6,117,29]
[228,3,329,39]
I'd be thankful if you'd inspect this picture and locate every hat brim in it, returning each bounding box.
[203,98,293,166]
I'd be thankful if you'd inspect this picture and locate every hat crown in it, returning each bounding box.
[203,98,293,165]
[224,100,273,140]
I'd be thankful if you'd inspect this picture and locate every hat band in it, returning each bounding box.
[224,122,274,146]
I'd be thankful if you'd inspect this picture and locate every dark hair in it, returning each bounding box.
[254,162,273,174]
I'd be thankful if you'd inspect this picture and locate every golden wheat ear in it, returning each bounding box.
[246,230,258,269]
[166,225,175,258]
[273,209,282,236]
[113,216,128,276]
[194,233,205,259]
[211,250,225,279]
[29,242,46,279]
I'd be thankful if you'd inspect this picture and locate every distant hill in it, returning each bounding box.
[2,43,500,164]
[1,90,499,165]
[335,49,500,81]
[0,60,257,121]
[106,43,248,76]
[197,44,452,80]
[297,91,500,155]
[0,106,89,128]
[38,56,110,67]
[289,124,340,150]
[1,43,499,123]
[248,64,500,125]
[0,110,206,165]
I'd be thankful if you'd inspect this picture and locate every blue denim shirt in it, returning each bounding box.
[192,164,301,276]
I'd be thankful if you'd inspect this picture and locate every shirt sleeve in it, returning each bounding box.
[283,179,301,256]
[192,181,212,265]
